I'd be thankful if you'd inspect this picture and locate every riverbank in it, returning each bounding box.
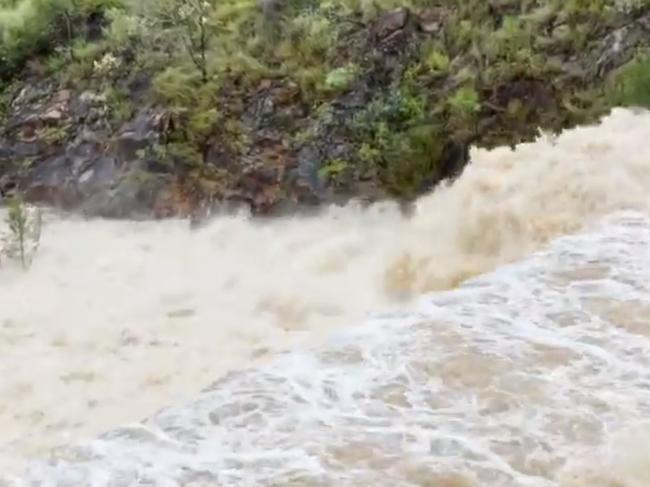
[1,0,649,218]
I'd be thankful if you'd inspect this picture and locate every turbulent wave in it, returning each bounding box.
[2,108,650,484]
[7,211,650,486]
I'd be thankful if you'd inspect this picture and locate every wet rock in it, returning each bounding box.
[226,156,291,215]
[81,171,166,218]
[439,140,470,182]
[21,155,81,208]
[294,146,326,197]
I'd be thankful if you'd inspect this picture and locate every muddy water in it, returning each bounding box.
[2,108,650,484]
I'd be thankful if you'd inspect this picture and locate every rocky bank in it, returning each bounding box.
[1,0,649,219]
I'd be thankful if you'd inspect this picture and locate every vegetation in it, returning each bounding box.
[0,0,121,77]
[0,0,649,212]
[611,54,650,108]
[1,195,42,269]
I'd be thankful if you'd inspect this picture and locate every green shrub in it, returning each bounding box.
[612,54,650,108]
[153,65,202,106]
[1,194,42,269]
[425,48,450,75]
[382,124,445,198]
[318,158,349,182]
[324,64,359,92]
[448,85,480,119]
[0,0,121,79]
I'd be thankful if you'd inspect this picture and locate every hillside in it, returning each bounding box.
[1,0,649,218]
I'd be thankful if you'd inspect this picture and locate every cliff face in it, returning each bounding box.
[1,0,649,219]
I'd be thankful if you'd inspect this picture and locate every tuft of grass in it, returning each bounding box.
[324,64,359,93]
[318,158,349,184]
[448,85,480,119]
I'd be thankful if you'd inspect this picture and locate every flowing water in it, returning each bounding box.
[2,107,650,485]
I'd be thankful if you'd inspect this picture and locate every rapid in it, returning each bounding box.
[2,107,650,485]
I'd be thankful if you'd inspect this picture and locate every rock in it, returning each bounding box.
[56,90,72,103]
[295,145,326,195]
[591,12,650,77]
[114,131,149,162]
[21,155,81,208]
[113,112,159,162]
[9,141,42,159]
[41,109,64,124]
[6,114,40,141]
[79,91,106,104]
[76,157,117,195]
[81,171,167,219]
[420,20,441,33]
[233,165,283,214]
[372,7,410,40]
[332,81,371,109]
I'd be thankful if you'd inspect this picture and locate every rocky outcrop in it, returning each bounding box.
[1,3,648,219]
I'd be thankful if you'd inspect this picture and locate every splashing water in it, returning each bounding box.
[2,108,650,484]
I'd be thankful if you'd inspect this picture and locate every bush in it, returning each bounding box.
[324,64,359,92]
[382,124,445,197]
[0,0,121,79]
[1,195,42,269]
[612,54,650,108]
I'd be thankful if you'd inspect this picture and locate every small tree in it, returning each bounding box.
[153,0,216,83]
[1,195,42,269]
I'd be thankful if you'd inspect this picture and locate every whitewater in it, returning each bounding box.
[2,107,650,485]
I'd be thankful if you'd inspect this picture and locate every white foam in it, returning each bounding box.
[9,211,650,486]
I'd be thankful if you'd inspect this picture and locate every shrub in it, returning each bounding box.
[0,0,121,79]
[144,0,218,83]
[448,85,480,119]
[324,64,359,92]
[612,54,650,108]
[1,195,42,269]
[382,124,445,197]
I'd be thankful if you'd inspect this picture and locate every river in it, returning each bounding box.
[1,107,650,485]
